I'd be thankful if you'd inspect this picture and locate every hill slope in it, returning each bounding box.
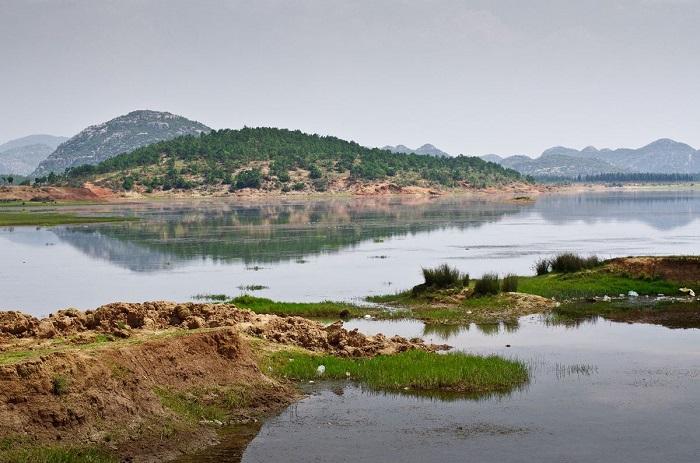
[0,134,68,152]
[60,127,523,193]
[383,144,451,157]
[0,134,68,175]
[486,139,700,177]
[0,144,55,175]
[32,110,210,176]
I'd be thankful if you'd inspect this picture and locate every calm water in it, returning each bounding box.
[2,190,699,462]
[1,190,700,316]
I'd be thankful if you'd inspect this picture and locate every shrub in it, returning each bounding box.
[235,168,263,189]
[549,253,600,273]
[308,164,323,179]
[474,273,500,296]
[501,274,518,292]
[277,170,291,182]
[51,375,69,395]
[534,258,551,275]
[312,177,328,192]
[292,182,305,191]
[421,264,469,289]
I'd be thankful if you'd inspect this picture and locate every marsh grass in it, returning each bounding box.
[231,295,374,318]
[474,273,500,296]
[267,349,528,395]
[421,264,469,289]
[0,445,117,463]
[501,274,518,292]
[518,272,679,299]
[534,253,601,275]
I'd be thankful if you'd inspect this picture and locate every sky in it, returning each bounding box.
[1,0,699,157]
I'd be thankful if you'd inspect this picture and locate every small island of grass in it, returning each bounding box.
[368,255,700,327]
[266,349,528,396]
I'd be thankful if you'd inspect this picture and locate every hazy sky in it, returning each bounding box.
[1,0,699,156]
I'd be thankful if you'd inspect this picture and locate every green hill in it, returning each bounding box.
[52,127,524,193]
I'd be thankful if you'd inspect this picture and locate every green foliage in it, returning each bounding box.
[122,176,134,190]
[234,168,263,189]
[474,273,501,296]
[51,375,69,395]
[421,264,469,289]
[536,253,601,274]
[0,445,117,463]
[501,274,519,292]
[231,295,370,318]
[518,272,679,299]
[268,349,528,395]
[60,127,522,190]
[292,181,305,191]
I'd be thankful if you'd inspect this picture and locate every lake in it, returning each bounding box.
[2,189,700,462]
[1,190,700,316]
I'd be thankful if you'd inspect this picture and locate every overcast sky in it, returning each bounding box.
[1,0,699,156]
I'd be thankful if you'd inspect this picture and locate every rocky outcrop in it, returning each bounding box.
[32,110,210,176]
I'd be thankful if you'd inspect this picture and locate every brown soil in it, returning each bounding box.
[606,256,700,283]
[0,185,117,202]
[0,302,445,462]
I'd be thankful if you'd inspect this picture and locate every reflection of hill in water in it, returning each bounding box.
[51,191,700,272]
[534,191,700,230]
[53,198,524,271]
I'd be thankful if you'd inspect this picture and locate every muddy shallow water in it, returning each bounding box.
[1,190,700,316]
[187,316,699,463]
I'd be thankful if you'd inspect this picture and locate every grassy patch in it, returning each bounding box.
[267,349,528,395]
[0,211,131,226]
[154,387,228,422]
[230,295,376,319]
[518,271,679,299]
[0,444,117,463]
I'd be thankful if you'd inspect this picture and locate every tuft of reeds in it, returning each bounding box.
[474,272,501,296]
[501,274,519,292]
[533,253,600,275]
[421,264,469,289]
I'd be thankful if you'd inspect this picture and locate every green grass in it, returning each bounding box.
[154,387,228,422]
[518,271,680,299]
[0,211,131,226]
[230,295,377,319]
[267,349,528,395]
[0,443,117,463]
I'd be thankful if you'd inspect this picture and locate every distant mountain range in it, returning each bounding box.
[482,139,700,177]
[31,110,211,177]
[382,144,451,158]
[0,135,68,175]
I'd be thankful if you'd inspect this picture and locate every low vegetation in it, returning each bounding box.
[534,253,600,275]
[267,349,528,396]
[0,443,117,463]
[230,295,377,319]
[421,264,469,290]
[474,272,501,296]
[55,127,524,193]
[0,211,130,226]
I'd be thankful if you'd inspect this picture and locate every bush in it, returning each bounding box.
[421,264,469,289]
[534,258,550,275]
[312,177,328,192]
[474,273,500,296]
[308,164,323,179]
[235,168,263,189]
[51,375,69,395]
[122,176,134,190]
[501,274,518,292]
[277,170,291,182]
[549,253,600,273]
[292,182,305,191]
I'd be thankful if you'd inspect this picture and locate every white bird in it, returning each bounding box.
[316,365,326,376]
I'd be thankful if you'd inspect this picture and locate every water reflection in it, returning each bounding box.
[18,190,699,273]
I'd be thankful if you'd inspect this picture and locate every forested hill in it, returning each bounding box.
[55,127,524,193]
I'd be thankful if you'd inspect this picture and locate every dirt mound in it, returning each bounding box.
[0,328,292,461]
[0,301,446,461]
[0,185,115,202]
[0,301,442,356]
[607,256,700,283]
